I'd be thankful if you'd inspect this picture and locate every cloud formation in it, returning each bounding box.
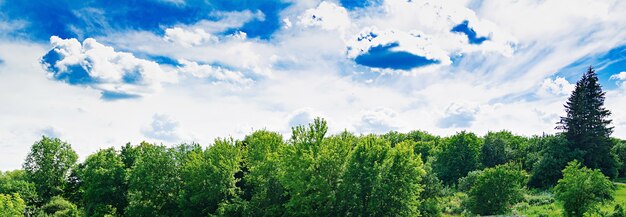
[41,36,176,99]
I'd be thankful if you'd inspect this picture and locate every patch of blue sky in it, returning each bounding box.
[451,20,489,45]
[147,55,181,67]
[339,0,383,10]
[554,45,626,90]
[354,43,439,70]
[100,91,141,101]
[0,0,289,42]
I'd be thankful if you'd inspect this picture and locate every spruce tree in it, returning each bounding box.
[557,66,617,178]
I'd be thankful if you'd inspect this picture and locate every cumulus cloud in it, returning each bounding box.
[538,77,575,97]
[298,1,351,32]
[41,36,176,99]
[354,107,400,134]
[142,114,182,142]
[176,59,253,86]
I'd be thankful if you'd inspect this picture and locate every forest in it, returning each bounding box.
[1,67,626,217]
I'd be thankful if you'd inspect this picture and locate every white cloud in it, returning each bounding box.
[346,28,452,65]
[176,59,253,86]
[611,72,626,88]
[437,102,480,129]
[538,77,575,97]
[42,36,176,97]
[298,1,351,32]
[164,27,218,47]
[353,108,401,134]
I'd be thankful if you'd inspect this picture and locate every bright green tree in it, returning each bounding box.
[37,196,81,217]
[464,163,527,215]
[433,131,482,185]
[125,142,180,217]
[79,148,127,216]
[239,130,288,216]
[281,119,355,216]
[339,136,425,216]
[0,193,26,216]
[179,138,241,216]
[23,136,78,203]
[554,160,615,217]
[0,170,38,214]
[558,67,617,178]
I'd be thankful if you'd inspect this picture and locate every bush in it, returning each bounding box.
[554,160,615,217]
[0,193,26,216]
[464,163,527,215]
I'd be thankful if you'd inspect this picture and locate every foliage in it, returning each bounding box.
[339,136,425,216]
[481,131,527,168]
[558,67,617,178]
[433,131,482,185]
[23,136,78,204]
[125,142,181,217]
[281,119,355,216]
[78,148,126,216]
[238,130,287,217]
[464,163,527,215]
[613,139,626,177]
[179,139,241,216]
[0,193,26,216]
[529,134,580,188]
[37,196,81,217]
[554,160,615,217]
[0,169,38,214]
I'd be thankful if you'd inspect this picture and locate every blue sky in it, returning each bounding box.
[1,0,626,169]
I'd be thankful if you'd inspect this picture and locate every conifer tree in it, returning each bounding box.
[557,66,617,178]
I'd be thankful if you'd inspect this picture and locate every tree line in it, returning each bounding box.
[2,67,626,216]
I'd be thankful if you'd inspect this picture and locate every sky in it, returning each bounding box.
[1,0,626,170]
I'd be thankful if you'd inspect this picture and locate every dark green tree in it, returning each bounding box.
[558,66,617,178]
[433,131,482,185]
[528,134,580,188]
[22,136,78,204]
[79,148,127,216]
[481,131,526,168]
[612,138,626,177]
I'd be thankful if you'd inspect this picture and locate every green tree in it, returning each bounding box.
[612,139,626,177]
[554,160,615,217]
[529,134,580,188]
[23,136,78,203]
[0,170,39,214]
[281,119,355,216]
[339,136,425,216]
[0,193,26,216]
[433,131,482,185]
[37,196,81,217]
[125,142,180,217]
[464,163,527,215]
[79,148,127,216]
[558,66,617,178]
[481,131,526,168]
[179,138,241,216]
[239,130,288,216]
